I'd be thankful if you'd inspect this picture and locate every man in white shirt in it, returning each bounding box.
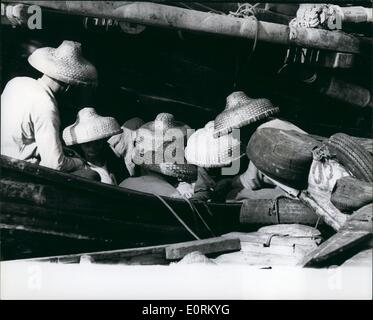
[1,40,98,172]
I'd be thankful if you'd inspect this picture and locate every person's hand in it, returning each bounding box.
[240,162,275,190]
[108,128,131,158]
[176,182,194,199]
[211,178,233,202]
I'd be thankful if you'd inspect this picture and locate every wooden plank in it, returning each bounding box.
[3,1,361,53]
[320,52,355,69]
[0,202,188,243]
[300,229,372,267]
[299,191,346,231]
[240,197,321,226]
[165,237,241,260]
[299,203,372,267]
[28,244,169,264]
[222,232,322,247]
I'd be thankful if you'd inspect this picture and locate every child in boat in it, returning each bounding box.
[119,113,197,199]
[63,107,129,185]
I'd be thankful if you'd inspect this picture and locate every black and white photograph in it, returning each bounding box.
[0,0,372,304]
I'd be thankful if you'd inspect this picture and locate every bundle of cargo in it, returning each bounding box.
[0,1,372,267]
[245,127,372,266]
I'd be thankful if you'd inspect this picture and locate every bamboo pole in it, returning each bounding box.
[341,6,373,24]
[3,1,361,53]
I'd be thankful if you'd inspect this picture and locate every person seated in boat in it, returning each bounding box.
[1,40,97,173]
[119,113,197,199]
[230,117,309,198]
[62,107,129,185]
[108,117,144,177]
[186,91,311,202]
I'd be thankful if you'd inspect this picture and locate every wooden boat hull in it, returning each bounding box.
[0,155,242,260]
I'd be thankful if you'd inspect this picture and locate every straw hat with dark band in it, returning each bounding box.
[136,113,190,153]
[63,108,122,146]
[28,40,98,86]
[213,91,280,138]
[185,121,243,168]
[133,144,198,182]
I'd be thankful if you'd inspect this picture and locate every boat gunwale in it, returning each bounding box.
[0,155,243,207]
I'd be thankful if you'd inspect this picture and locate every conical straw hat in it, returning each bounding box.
[214,91,279,138]
[135,113,190,153]
[28,40,98,86]
[185,121,243,168]
[63,107,122,146]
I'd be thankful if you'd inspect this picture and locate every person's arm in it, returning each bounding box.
[239,161,275,190]
[33,107,83,172]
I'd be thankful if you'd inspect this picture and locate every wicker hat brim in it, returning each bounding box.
[144,163,198,181]
[213,100,280,138]
[185,148,244,168]
[28,47,98,86]
[64,128,123,146]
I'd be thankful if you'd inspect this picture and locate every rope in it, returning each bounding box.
[314,215,321,230]
[289,4,342,30]
[202,202,214,217]
[152,193,200,240]
[270,195,290,224]
[229,3,260,89]
[181,195,216,237]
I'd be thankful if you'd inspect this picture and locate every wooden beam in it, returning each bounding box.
[165,237,241,260]
[27,244,169,264]
[240,197,321,227]
[300,204,373,267]
[3,1,361,53]
[299,191,347,231]
[300,229,372,267]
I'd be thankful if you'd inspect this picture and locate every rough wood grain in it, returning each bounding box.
[300,229,372,267]
[3,1,361,53]
[240,197,320,226]
[300,204,373,267]
[29,244,169,264]
[165,237,241,260]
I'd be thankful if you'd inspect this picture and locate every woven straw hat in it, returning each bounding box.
[63,107,122,146]
[132,145,198,182]
[136,113,190,153]
[185,121,243,168]
[28,40,98,86]
[213,91,279,138]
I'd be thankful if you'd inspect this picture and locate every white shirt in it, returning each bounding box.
[1,77,81,172]
[88,162,116,185]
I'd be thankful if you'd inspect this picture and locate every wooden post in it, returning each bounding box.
[3,1,361,53]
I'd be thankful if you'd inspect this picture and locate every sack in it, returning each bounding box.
[306,145,350,230]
